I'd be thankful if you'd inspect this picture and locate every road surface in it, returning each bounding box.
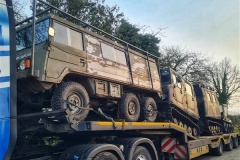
[193,146,240,160]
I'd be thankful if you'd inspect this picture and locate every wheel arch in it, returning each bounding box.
[114,137,158,160]
[59,144,124,160]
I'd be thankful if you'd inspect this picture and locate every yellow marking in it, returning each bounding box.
[190,146,209,159]
[97,122,186,131]
[97,122,128,126]
[131,122,170,126]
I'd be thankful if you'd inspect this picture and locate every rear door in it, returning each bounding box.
[185,82,198,118]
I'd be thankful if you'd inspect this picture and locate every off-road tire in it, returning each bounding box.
[225,137,233,151]
[213,140,223,156]
[93,152,118,160]
[139,97,157,122]
[51,82,89,122]
[233,137,239,148]
[132,146,152,160]
[118,93,140,122]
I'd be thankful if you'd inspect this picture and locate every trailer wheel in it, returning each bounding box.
[225,137,233,151]
[213,140,223,156]
[233,137,239,148]
[51,82,89,121]
[140,97,157,122]
[118,93,140,122]
[93,151,118,160]
[133,146,152,160]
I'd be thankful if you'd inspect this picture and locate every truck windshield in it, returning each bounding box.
[160,70,171,83]
[16,18,50,51]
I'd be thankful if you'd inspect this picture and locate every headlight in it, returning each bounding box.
[19,60,26,70]
[162,94,168,100]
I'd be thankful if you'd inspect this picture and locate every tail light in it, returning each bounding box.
[25,59,31,69]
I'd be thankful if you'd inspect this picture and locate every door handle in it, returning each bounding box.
[80,58,85,67]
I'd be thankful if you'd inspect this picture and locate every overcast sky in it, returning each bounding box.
[105,0,239,66]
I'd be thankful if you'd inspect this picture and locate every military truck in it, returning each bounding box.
[194,84,234,135]
[159,67,233,136]
[159,67,200,136]
[16,14,161,123]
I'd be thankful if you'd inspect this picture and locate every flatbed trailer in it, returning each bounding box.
[1,0,240,159]
[10,115,240,160]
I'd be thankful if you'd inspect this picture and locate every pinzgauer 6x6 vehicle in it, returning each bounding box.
[16,14,162,122]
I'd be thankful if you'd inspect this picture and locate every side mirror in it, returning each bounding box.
[48,27,55,36]
[176,76,182,83]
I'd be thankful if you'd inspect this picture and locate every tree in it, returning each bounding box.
[37,0,124,35]
[159,45,210,83]
[115,20,161,56]
[13,0,30,23]
[208,58,240,104]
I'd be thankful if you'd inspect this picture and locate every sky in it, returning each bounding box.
[105,0,240,65]
[104,0,240,115]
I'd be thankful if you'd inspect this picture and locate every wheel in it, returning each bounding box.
[233,137,239,148]
[192,128,198,136]
[133,146,152,160]
[140,97,157,122]
[225,137,233,151]
[183,124,187,131]
[173,118,178,124]
[118,93,140,122]
[93,152,118,160]
[187,126,192,135]
[213,140,223,156]
[51,82,90,122]
[178,121,183,128]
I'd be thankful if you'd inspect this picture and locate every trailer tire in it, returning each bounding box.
[233,137,238,148]
[118,93,140,122]
[93,151,118,160]
[213,140,223,156]
[51,82,89,122]
[225,137,233,151]
[133,146,152,160]
[139,97,157,122]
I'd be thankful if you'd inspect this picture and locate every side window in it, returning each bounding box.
[115,49,127,65]
[101,43,115,61]
[101,42,127,65]
[185,83,193,96]
[212,94,216,102]
[172,74,177,84]
[206,92,211,101]
[54,22,83,50]
[54,22,68,45]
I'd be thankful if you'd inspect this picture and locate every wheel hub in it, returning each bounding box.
[147,105,153,117]
[128,102,136,115]
[67,92,82,113]
[136,155,147,160]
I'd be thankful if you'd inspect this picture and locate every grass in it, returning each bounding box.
[234,127,240,133]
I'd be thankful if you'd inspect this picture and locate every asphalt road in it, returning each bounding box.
[193,146,240,160]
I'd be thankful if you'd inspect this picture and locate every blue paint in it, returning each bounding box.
[0,0,11,159]
[0,76,10,83]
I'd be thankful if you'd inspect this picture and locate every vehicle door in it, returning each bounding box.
[211,93,221,119]
[171,73,184,108]
[204,91,213,117]
[185,82,198,118]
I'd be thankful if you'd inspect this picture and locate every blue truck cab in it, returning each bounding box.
[0,0,16,159]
